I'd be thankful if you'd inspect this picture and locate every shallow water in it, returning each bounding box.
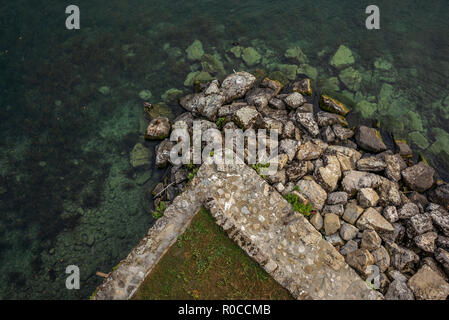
[0,0,448,299]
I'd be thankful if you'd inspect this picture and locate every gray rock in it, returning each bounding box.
[324,213,341,236]
[327,192,348,205]
[332,124,354,140]
[296,139,326,161]
[377,177,402,207]
[428,184,449,210]
[284,92,307,108]
[316,111,347,127]
[296,103,314,113]
[296,112,320,137]
[372,246,390,273]
[266,169,287,185]
[414,232,438,253]
[436,235,449,250]
[320,95,350,116]
[340,222,359,241]
[297,177,328,210]
[384,154,403,182]
[309,212,323,231]
[388,270,408,283]
[409,213,434,235]
[285,161,309,182]
[145,116,171,140]
[386,242,420,273]
[422,257,448,281]
[378,222,405,243]
[221,71,256,103]
[268,97,287,110]
[383,206,399,223]
[408,265,449,300]
[233,106,262,129]
[325,233,345,246]
[355,125,387,153]
[435,248,449,273]
[398,202,420,219]
[361,229,382,251]
[357,188,380,208]
[356,156,386,172]
[323,204,344,216]
[321,126,336,143]
[314,155,341,192]
[280,139,298,161]
[283,121,300,140]
[395,140,413,158]
[342,201,365,225]
[430,210,449,236]
[341,170,381,195]
[155,139,174,168]
[385,280,415,300]
[401,162,435,193]
[356,207,395,232]
[340,239,359,256]
[345,248,376,276]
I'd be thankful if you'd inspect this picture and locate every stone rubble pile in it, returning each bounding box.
[145,71,449,300]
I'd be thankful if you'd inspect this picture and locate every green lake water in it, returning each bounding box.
[0,0,448,299]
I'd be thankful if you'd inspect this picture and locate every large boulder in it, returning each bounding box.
[356,207,395,232]
[345,249,375,276]
[233,106,262,130]
[296,139,326,161]
[401,162,435,192]
[221,71,256,103]
[320,95,350,116]
[296,112,320,137]
[355,126,387,153]
[408,265,449,300]
[314,155,341,192]
[296,177,328,210]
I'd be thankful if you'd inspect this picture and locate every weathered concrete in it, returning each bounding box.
[93,161,383,300]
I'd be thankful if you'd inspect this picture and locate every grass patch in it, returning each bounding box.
[283,192,314,217]
[132,207,293,300]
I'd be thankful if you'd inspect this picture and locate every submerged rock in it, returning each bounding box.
[320,95,350,116]
[330,45,355,69]
[355,125,387,153]
[130,143,152,168]
[242,47,261,66]
[401,162,435,192]
[185,39,204,61]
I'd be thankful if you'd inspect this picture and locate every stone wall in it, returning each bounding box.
[93,161,382,300]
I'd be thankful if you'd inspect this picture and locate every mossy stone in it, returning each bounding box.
[297,64,318,80]
[339,67,362,91]
[242,47,261,67]
[321,77,340,92]
[374,58,393,70]
[98,86,111,95]
[229,46,242,58]
[138,89,152,100]
[284,46,308,64]
[277,64,298,80]
[186,39,204,61]
[356,100,377,119]
[184,71,200,86]
[161,88,183,105]
[268,71,289,87]
[146,103,174,121]
[201,53,225,76]
[330,45,355,69]
[409,131,429,149]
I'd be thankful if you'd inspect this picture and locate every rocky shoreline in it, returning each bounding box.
[141,70,449,300]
